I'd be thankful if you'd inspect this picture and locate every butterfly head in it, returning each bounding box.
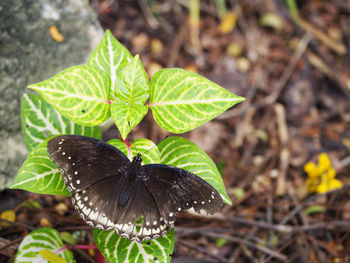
[132,153,143,165]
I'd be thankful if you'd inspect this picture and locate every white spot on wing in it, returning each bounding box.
[74,193,81,200]
[89,210,99,221]
[143,228,152,235]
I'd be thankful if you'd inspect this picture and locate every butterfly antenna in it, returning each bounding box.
[141,135,170,157]
[127,121,140,156]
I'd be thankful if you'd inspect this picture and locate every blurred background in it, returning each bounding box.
[1,0,350,262]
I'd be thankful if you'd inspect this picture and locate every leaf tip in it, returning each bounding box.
[27,84,37,91]
[235,95,246,103]
[104,29,112,37]
[223,196,232,205]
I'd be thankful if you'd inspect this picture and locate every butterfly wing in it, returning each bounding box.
[48,135,170,242]
[47,136,134,232]
[108,179,171,241]
[47,135,130,193]
[47,135,223,242]
[142,164,223,226]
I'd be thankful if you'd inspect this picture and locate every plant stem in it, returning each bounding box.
[285,0,300,22]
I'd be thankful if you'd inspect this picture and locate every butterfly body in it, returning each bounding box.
[118,155,143,206]
[48,135,223,242]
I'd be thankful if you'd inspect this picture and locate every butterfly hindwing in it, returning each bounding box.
[111,180,171,241]
[142,164,223,224]
[71,175,125,230]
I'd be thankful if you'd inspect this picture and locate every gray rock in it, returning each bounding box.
[0,0,103,190]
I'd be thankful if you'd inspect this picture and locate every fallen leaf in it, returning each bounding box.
[236,57,250,72]
[226,42,243,57]
[151,38,163,57]
[218,11,237,34]
[260,13,283,31]
[49,25,64,42]
[0,210,16,226]
[39,249,68,263]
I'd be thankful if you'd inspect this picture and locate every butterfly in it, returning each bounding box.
[47,135,224,242]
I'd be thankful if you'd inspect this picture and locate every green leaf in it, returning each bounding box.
[303,205,326,215]
[60,232,77,246]
[114,55,150,102]
[216,238,228,247]
[15,228,74,263]
[149,68,245,133]
[21,93,101,151]
[158,136,231,205]
[111,102,148,140]
[111,55,150,139]
[22,200,42,209]
[28,65,111,126]
[93,228,174,263]
[9,138,70,196]
[88,29,133,98]
[108,138,159,164]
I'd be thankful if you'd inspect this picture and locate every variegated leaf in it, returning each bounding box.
[108,138,159,164]
[111,102,148,140]
[158,136,231,205]
[15,228,74,263]
[28,65,111,126]
[149,68,245,133]
[9,138,70,196]
[21,93,101,151]
[111,55,150,139]
[93,228,174,263]
[88,29,133,97]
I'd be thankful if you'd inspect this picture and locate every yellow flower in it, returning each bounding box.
[304,153,343,194]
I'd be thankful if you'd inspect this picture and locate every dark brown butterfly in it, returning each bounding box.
[47,135,223,242]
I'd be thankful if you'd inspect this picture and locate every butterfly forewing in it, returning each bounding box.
[47,135,224,242]
[47,135,130,192]
[48,136,137,234]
